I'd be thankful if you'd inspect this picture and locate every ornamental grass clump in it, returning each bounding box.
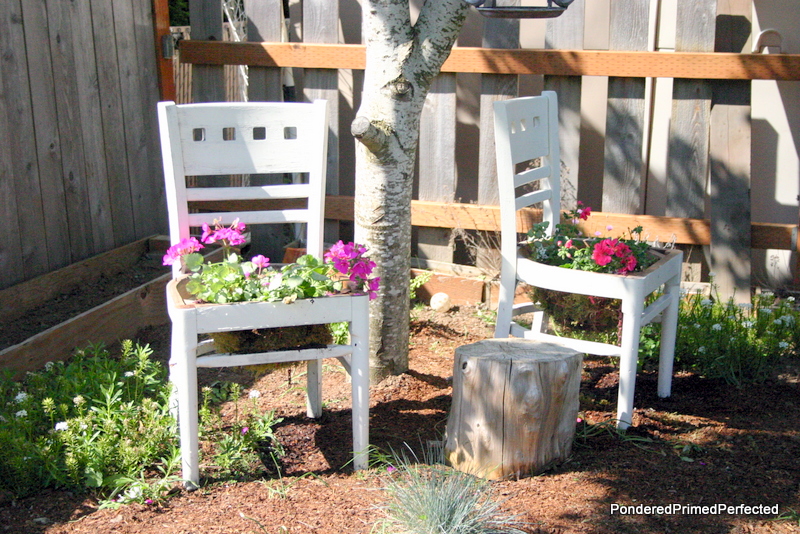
[376,445,528,534]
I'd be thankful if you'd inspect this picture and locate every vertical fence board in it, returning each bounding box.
[666,0,716,219]
[545,0,584,210]
[91,0,137,247]
[131,0,166,237]
[21,0,71,272]
[602,0,650,214]
[477,0,519,272]
[418,74,457,263]
[245,0,282,102]
[73,0,115,252]
[1,0,47,280]
[710,0,752,301]
[190,0,225,102]
[303,0,341,244]
[47,0,94,263]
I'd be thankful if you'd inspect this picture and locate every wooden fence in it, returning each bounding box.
[176,0,799,300]
[0,0,165,290]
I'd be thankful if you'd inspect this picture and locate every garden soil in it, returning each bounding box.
[2,295,799,533]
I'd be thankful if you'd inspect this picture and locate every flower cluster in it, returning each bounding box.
[162,219,379,304]
[522,202,655,275]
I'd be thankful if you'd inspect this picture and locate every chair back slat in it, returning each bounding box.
[493,92,561,242]
[158,100,328,277]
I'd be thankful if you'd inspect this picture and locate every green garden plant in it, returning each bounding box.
[0,341,285,502]
[663,289,798,385]
[375,444,528,534]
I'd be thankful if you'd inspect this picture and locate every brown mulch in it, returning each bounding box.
[2,296,799,533]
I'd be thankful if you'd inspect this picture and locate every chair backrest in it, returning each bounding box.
[157,100,329,277]
[493,92,561,258]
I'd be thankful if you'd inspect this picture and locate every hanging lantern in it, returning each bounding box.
[462,0,574,19]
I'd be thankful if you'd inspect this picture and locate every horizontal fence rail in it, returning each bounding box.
[179,41,800,81]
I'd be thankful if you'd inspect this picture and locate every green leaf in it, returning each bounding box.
[184,253,204,271]
[85,467,104,488]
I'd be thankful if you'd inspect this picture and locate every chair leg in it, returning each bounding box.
[657,277,681,398]
[616,298,644,430]
[350,301,370,471]
[306,359,323,418]
[169,315,200,488]
[494,270,517,339]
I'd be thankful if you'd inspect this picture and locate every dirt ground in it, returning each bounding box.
[2,301,800,534]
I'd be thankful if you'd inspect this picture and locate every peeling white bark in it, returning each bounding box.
[354,0,469,381]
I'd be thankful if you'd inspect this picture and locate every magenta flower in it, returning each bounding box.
[241,427,249,435]
[251,254,270,270]
[163,237,204,266]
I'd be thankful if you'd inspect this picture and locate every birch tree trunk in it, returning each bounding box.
[352,0,468,381]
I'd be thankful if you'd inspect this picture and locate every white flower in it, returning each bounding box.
[694,323,701,329]
[701,299,713,307]
[15,410,27,418]
[760,308,773,314]
[698,346,706,353]
[778,341,789,349]
[742,321,754,329]
[73,396,85,406]
[788,296,795,302]
[774,318,783,326]
[711,324,722,331]
[738,303,753,310]
[54,421,68,431]
[248,390,261,399]
[779,315,795,325]
[14,391,28,403]
[124,371,135,377]
[44,361,54,371]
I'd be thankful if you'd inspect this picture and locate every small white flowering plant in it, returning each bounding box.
[162,219,380,305]
[668,288,800,385]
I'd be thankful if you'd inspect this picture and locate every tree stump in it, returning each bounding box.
[445,339,583,480]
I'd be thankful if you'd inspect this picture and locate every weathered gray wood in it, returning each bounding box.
[303,0,341,244]
[73,0,114,252]
[666,0,716,219]
[242,0,288,260]
[545,0,584,210]
[1,0,46,281]
[245,0,283,102]
[710,0,752,302]
[602,0,650,214]
[90,0,137,247]
[445,339,582,480]
[190,0,225,102]
[130,0,166,238]
[47,0,94,262]
[418,74,457,263]
[477,0,519,273]
[21,0,71,273]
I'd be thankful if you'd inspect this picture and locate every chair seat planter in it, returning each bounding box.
[166,277,370,486]
[493,92,683,429]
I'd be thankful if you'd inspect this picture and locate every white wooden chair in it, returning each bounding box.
[493,92,683,429]
[157,100,370,486]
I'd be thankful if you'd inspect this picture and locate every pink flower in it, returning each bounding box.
[577,205,591,220]
[251,254,270,270]
[162,237,204,266]
[592,239,614,267]
[241,427,249,435]
[368,277,381,300]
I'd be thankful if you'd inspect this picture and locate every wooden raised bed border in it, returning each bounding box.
[0,236,172,377]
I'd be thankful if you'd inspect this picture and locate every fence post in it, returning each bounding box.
[545,0,585,211]
[710,0,752,302]
[189,0,225,102]
[602,0,651,214]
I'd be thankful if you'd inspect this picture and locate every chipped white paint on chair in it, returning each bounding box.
[158,100,369,486]
[493,92,682,429]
